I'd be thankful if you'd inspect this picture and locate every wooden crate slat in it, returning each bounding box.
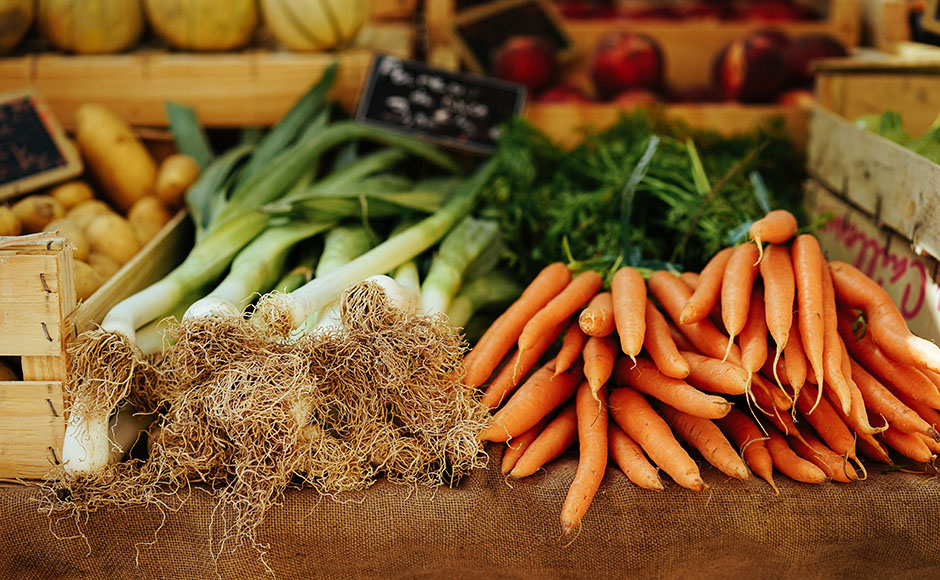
[0,248,74,358]
[0,381,64,480]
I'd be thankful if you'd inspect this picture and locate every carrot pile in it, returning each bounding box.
[466,209,940,540]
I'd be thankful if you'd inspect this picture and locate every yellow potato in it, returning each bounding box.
[85,212,141,265]
[43,218,91,261]
[49,180,95,210]
[73,259,104,301]
[86,252,122,280]
[127,196,172,245]
[0,206,21,236]
[11,195,66,234]
[154,153,200,209]
[67,199,113,230]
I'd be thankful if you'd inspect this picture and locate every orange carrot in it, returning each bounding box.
[783,315,808,396]
[894,389,940,435]
[680,350,750,396]
[830,338,885,437]
[464,262,571,387]
[649,270,741,363]
[850,358,938,440]
[614,357,732,419]
[795,384,857,460]
[680,246,734,325]
[759,244,795,389]
[609,386,706,491]
[610,266,647,360]
[739,284,769,381]
[560,382,609,539]
[830,260,940,374]
[501,416,551,475]
[720,243,761,360]
[518,270,603,356]
[478,359,583,442]
[554,322,588,377]
[792,234,826,405]
[679,271,699,290]
[578,291,615,337]
[761,351,790,388]
[607,421,663,491]
[657,403,749,480]
[583,335,618,402]
[821,261,852,414]
[667,322,697,353]
[715,408,777,492]
[481,320,567,409]
[751,369,794,413]
[789,424,858,483]
[509,401,577,478]
[644,301,690,379]
[879,427,936,464]
[857,436,893,465]
[749,209,798,263]
[764,426,827,484]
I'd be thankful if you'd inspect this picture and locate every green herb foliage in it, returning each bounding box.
[478,111,805,283]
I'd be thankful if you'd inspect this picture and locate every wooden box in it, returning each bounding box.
[0,212,192,480]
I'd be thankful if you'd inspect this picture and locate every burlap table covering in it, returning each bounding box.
[2,454,939,580]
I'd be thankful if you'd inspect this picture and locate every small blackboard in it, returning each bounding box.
[924,0,940,35]
[0,90,82,201]
[355,53,526,154]
[452,0,576,73]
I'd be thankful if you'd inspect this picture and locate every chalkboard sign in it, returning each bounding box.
[0,90,82,201]
[924,0,940,35]
[452,0,576,73]
[355,53,526,154]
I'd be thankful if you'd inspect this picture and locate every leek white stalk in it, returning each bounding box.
[419,217,500,316]
[310,225,373,330]
[393,261,421,297]
[61,411,111,474]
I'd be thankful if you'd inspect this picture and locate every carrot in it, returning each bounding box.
[856,435,893,465]
[739,284,769,381]
[583,335,618,403]
[791,234,826,406]
[644,301,690,379]
[850,358,938,440]
[578,291,615,337]
[830,260,940,374]
[894,389,940,435]
[607,421,663,491]
[518,270,603,357]
[554,322,588,377]
[478,359,583,442]
[501,416,551,475]
[782,315,808,396]
[820,261,852,415]
[609,386,706,491]
[464,262,571,387]
[749,209,798,263]
[764,426,827,484]
[680,246,734,325]
[838,307,940,410]
[509,401,577,478]
[648,270,741,364]
[715,408,777,492]
[751,371,793,414]
[614,357,732,419]
[480,320,568,409]
[794,384,858,460]
[657,404,749,480]
[667,322,697,353]
[879,427,936,464]
[681,350,750,396]
[759,244,795,389]
[720,243,761,360]
[679,271,699,289]
[918,432,940,454]
[831,338,886,437]
[761,352,790,388]
[560,382,609,539]
[789,424,858,483]
[610,266,646,360]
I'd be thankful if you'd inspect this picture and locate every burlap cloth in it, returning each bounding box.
[2,452,938,580]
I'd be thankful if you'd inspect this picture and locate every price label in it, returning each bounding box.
[356,53,526,154]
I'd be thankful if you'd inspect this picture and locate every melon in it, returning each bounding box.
[144,0,259,51]
[259,0,369,52]
[37,0,143,54]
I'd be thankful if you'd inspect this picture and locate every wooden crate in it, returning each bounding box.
[0,23,413,129]
[371,0,419,21]
[0,212,192,479]
[860,0,910,49]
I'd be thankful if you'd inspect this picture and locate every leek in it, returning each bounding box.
[446,271,523,329]
[419,217,500,315]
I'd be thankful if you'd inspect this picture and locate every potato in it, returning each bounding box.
[11,194,66,234]
[42,218,91,261]
[74,103,157,213]
[85,212,141,266]
[127,196,172,245]
[0,206,21,236]
[155,153,200,209]
[86,253,122,280]
[49,180,95,210]
[73,259,104,301]
[67,199,113,230]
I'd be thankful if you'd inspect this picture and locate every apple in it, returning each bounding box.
[714,31,788,102]
[777,88,816,108]
[491,35,558,92]
[784,33,849,86]
[591,32,664,99]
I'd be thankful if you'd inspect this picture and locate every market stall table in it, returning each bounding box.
[2,458,939,579]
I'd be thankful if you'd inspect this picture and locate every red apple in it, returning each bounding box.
[592,32,664,99]
[777,88,816,108]
[713,31,788,102]
[784,33,849,86]
[537,85,593,103]
[491,35,558,92]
